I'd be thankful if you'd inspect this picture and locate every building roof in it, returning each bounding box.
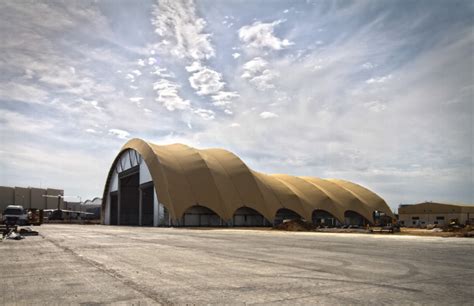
[399,202,474,214]
[83,197,102,205]
[103,138,394,223]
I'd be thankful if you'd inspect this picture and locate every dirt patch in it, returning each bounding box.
[274,219,318,231]
[400,226,473,238]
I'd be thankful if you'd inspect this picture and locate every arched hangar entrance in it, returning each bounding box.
[274,208,302,226]
[312,210,339,227]
[181,205,223,226]
[344,210,370,226]
[105,149,169,226]
[233,207,270,226]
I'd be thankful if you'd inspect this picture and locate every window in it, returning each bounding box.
[436,216,445,220]
[412,221,417,225]
[4,208,22,215]
[412,216,419,220]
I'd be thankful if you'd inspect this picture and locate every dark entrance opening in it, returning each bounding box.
[344,210,369,226]
[274,208,302,226]
[182,205,222,226]
[373,210,392,226]
[119,167,139,225]
[233,207,269,226]
[312,209,338,227]
[141,183,154,226]
[110,192,118,225]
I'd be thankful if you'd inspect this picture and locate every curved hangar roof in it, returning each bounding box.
[103,138,393,223]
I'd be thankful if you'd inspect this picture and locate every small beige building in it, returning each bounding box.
[0,186,64,211]
[398,202,474,226]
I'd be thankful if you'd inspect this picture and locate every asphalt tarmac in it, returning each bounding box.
[1,224,473,304]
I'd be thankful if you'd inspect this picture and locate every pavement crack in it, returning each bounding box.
[44,236,171,305]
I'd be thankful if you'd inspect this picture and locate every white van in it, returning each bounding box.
[2,205,28,225]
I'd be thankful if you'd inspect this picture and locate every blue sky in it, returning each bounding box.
[0,0,472,211]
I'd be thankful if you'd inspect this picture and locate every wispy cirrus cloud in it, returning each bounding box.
[150,0,239,117]
[151,0,215,60]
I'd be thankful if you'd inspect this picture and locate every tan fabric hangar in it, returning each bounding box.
[102,138,394,227]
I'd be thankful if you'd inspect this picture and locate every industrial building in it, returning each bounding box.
[0,186,64,211]
[398,202,474,226]
[102,138,394,227]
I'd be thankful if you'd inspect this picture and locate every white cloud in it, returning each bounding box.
[249,70,278,90]
[151,0,215,60]
[188,66,225,96]
[85,128,99,134]
[151,66,174,78]
[242,57,268,77]
[224,109,233,115]
[259,111,279,119]
[211,91,239,106]
[238,20,293,50]
[77,98,102,111]
[185,61,203,73]
[232,52,241,59]
[0,82,49,104]
[229,122,240,127]
[363,101,387,112]
[129,97,144,103]
[137,59,145,66]
[241,57,278,90]
[362,62,374,69]
[148,57,157,65]
[132,69,142,76]
[366,74,392,84]
[130,97,144,107]
[153,79,190,111]
[0,110,55,134]
[194,108,215,120]
[108,128,130,139]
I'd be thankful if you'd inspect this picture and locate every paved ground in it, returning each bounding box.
[1,225,473,305]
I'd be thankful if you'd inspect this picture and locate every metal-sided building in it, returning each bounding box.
[398,202,474,226]
[0,186,64,211]
[101,138,394,227]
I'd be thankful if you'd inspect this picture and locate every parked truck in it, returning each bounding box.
[2,205,28,225]
[2,205,43,226]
